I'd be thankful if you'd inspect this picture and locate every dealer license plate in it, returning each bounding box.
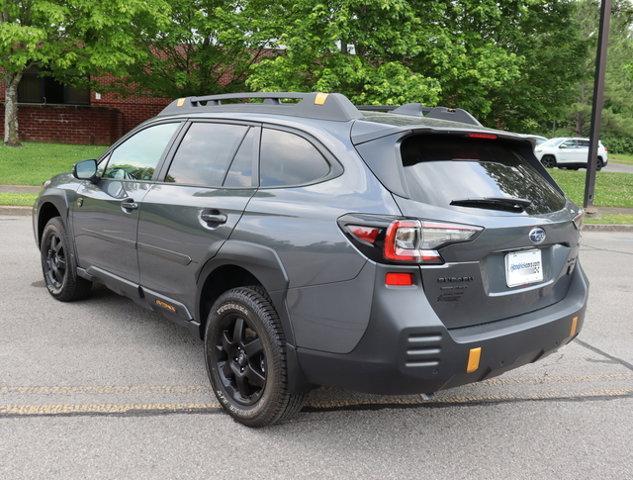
[505,249,543,288]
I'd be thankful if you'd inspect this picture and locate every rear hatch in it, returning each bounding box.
[355,130,582,329]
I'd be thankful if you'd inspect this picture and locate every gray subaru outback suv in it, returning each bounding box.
[33,92,588,427]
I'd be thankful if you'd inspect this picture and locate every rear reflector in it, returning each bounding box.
[385,272,414,286]
[570,316,579,337]
[467,133,497,140]
[466,347,482,373]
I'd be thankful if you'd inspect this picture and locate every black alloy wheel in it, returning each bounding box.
[44,233,66,293]
[215,313,267,405]
[40,217,92,301]
[204,286,305,427]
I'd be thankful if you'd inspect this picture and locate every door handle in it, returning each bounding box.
[121,198,139,212]
[200,210,227,226]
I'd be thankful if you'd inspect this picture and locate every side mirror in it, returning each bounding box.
[73,159,98,183]
[559,144,567,149]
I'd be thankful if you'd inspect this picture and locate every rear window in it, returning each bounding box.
[400,136,566,214]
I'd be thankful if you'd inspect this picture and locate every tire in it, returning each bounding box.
[40,217,92,301]
[204,286,305,427]
[597,157,604,171]
[541,155,556,168]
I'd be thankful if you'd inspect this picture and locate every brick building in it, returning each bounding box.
[0,70,171,145]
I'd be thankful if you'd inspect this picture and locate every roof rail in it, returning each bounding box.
[158,92,363,122]
[357,103,482,127]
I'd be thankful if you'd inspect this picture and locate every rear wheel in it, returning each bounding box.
[597,157,604,171]
[40,217,92,301]
[204,286,304,427]
[541,155,556,168]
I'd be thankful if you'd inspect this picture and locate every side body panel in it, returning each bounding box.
[231,123,402,353]
[72,179,151,282]
[137,184,255,309]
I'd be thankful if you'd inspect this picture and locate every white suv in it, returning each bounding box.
[534,137,608,170]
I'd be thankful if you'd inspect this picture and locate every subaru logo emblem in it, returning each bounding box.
[529,227,546,245]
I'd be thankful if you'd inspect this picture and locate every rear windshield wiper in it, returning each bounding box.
[450,197,532,212]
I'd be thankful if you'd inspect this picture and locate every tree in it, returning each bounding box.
[121,0,288,99]
[432,0,586,132]
[0,0,169,146]
[246,0,443,105]
[245,0,582,129]
[562,0,633,152]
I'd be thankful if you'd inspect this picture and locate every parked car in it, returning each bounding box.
[33,92,588,427]
[534,137,608,170]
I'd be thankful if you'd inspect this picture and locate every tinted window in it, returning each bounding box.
[104,123,180,181]
[165,123,248,187]
[259,129,330,187]
[561,140,577,148]
[400,136,566,215]
[578,140,590,148]
[224,128,255,187]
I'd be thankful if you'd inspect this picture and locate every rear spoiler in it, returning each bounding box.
[356,104,482,127]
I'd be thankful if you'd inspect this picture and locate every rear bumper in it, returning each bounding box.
[296,263,588,395]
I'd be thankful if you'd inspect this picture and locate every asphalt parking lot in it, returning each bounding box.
[1,214,632,479]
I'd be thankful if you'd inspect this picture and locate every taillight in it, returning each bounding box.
[341,216,482,265]
[384,220,481,264]
[467,133,497,140]
[346,225,381,246]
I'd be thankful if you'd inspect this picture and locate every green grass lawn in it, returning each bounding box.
[0,142,106,186]
[0,192,38,206]
[585,213,633,225]
[549,169,633,208]
[611,153,633,165]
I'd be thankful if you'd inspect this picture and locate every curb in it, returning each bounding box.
[0,206,31,216]
[583,224,633,232]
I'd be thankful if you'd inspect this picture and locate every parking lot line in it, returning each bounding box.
[2,388,631,418]
[1,372,631,397]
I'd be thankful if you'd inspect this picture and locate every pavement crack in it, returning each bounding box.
[581,244,633,257]
[575,339,633,371]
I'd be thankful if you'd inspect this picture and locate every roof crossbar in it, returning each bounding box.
[158,92,363,122]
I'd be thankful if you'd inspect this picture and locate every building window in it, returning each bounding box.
[18,67,90,105]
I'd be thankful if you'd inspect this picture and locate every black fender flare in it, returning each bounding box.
[195,241,311,392]
[35,190,72,247]
[195,240,295,345]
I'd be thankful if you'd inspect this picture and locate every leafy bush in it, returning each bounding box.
[601,135,633,155]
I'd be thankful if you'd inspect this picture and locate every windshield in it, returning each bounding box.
[400,135,566,215]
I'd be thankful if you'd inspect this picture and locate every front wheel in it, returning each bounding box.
[40,217,92,301]
[204,286,305,427]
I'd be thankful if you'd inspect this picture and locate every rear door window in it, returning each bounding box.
[165,123,249,187]
[259,128,330,187]
[400,135,566,214]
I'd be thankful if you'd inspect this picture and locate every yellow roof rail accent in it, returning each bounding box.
[314,92,329,105]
